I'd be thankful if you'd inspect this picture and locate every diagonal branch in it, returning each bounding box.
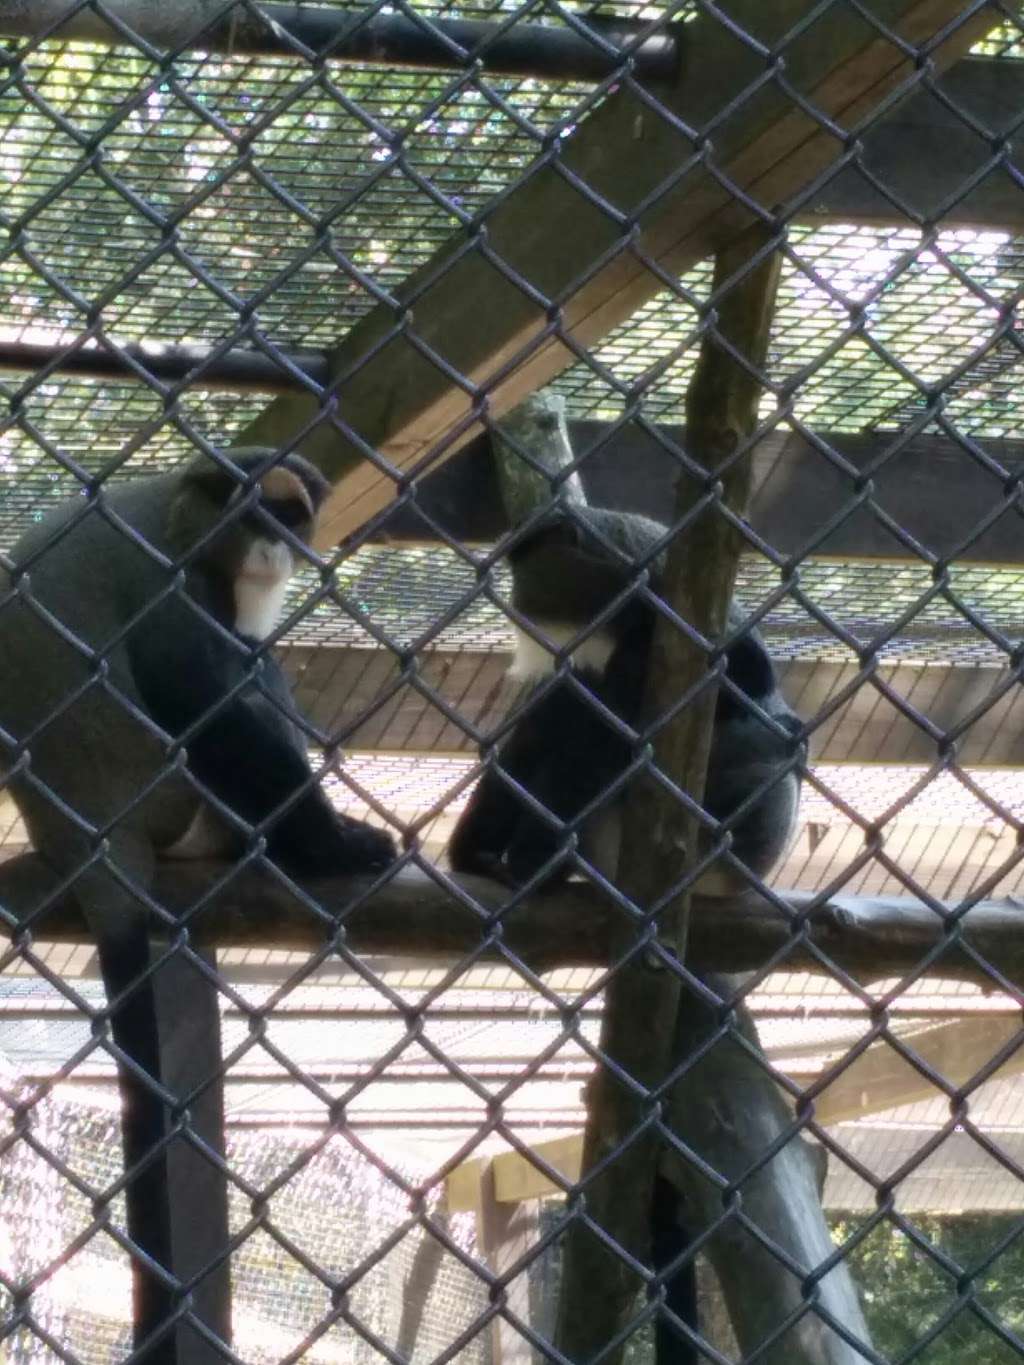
[554,225,783,1364]
[233,1,997,546]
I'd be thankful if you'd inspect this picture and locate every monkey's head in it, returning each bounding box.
[168,447,330,588]
[508,506,667,630]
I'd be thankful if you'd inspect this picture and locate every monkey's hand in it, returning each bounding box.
[336,817,398,872]
[450,849,520,888]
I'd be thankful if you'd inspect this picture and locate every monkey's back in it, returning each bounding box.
[0,471,200,861]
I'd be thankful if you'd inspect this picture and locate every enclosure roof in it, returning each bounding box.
[4,14,1024,571]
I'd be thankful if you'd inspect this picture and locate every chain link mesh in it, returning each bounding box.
[2,1,1024,1362]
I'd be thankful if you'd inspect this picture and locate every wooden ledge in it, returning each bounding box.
[1,853,1022,983]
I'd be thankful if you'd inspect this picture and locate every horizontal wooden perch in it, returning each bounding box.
[1,853,1022,982]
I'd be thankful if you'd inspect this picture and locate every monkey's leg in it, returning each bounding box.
[130,633,395,877]
[164,699,394,877]
[699,758,801,896]
[504,690,632,886]
[448,693,560,881]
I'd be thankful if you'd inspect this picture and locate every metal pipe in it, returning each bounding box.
[227,1115,583,1129]
[21,1063,595,1084]
[0,3,681,83]
[0,337,327,392]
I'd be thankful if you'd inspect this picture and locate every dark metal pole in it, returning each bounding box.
[0,337,328,392]
[0,3,681,84]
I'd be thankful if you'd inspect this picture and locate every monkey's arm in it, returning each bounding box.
[700,714,803,888]
[448,689,558,881]
[128,620,395,876]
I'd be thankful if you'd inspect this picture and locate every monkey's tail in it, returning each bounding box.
[652,1174,701,1364]
[96,930,178,1365]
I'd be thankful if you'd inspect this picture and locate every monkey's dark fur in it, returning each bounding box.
[449,505,804,894]
[0,449,395,1360]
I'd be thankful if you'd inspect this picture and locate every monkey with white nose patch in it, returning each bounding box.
[0,448,396,1360]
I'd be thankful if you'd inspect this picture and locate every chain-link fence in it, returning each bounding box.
[3,1,1024,1362]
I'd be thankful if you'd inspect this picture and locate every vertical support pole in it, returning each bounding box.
[474,1166,537,1365]
[554,226,783,1365]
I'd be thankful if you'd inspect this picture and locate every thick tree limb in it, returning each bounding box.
[2,852,1023,983]
[662,982,871,1365]
[554,227,783,1363]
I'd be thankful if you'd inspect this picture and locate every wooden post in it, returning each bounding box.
[473,1164,537,1365]
[554,227,783,1364]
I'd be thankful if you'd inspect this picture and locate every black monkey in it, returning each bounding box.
[0,448,396,1361]
[449,506,803,893]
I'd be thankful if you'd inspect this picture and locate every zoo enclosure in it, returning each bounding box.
[3,1,1024,1362]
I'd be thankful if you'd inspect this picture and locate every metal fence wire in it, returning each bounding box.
[4,0,1024,1362]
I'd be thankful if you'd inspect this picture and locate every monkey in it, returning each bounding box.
[0,448,396,1362]
[448,507,803,1358]
[651,1175,701,1365]
[448,505,804,895]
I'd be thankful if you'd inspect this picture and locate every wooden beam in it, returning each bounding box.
[6,856,1024,985]
[283,650,1024,769]
[448,1137,583,1214]
[814,1015,1024,1125]
[384,423,1024,564]
[446,1016,1024,1213]
[235,1,997,547]
[781,660,1024,768]
[810,57,1024,230]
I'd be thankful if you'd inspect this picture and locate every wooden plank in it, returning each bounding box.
[448,1016,1024,1211]
[815,1016,1024,1125]
[381,424,1024,564]
[473,1165,537,1365]
[281,649,1024,768]
[809,58,1024,230]
[236,1,997,546]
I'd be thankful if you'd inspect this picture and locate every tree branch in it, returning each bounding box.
[1,853,1022,984]
[662,982,871,1364]
[555,226,783,1362]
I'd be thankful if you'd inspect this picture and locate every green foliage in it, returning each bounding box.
[832,1212,1024,1363]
